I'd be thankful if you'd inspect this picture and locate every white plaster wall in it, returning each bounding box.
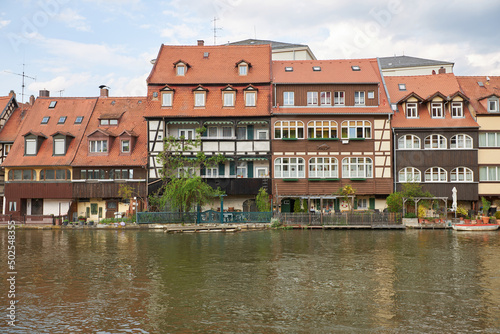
[44,200,71,216]
[254,142,270,151]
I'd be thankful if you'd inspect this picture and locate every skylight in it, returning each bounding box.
[351,66,361,71]
[285,67,293,72]
[75,116,84,124]
[49,101,57,108]
[58,116,67,124]
[478,81,484,87]
[41,116,50,124]
[312,66,321,71]
[399,84,406,91]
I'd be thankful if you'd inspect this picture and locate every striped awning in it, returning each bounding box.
[168,121,200,125]
[240,157,268,161]
[204,121,233,125]
[238,121,268,125]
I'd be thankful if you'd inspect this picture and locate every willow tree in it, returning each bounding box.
[149,127,225,212]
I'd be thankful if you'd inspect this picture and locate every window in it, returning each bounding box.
[40,169,71,180]
[313,66,321,71]
[307,92,318,106]
[357,199,368,209]
[398,135,420,149]
[49,101,57,108]
[89,140,108,153]
[179,129,195,140]
[367,91,375,99]
[121,140,130,153]
[274,157,305,178]
[8,169,36,181]
[25,138,37,155]
[406,103,418,118]
[307,120,338,139]
[334,92,345,105]
[245,91,256,107]
[4,144,12,157]
[81,169,103,180]
[256,129,268,140]
[100,119,109,126]
[9,202,16,212]
[342,157,373,178]
[256,167,268,178]
[450,134,473,149]
[309,157,338,178]
[58,116,66,124]
[41,117,50,124]
[320,92,331,105]
[479,133,500,147]
[398,167,421,182]
[177,167,194,178]
[75,116,83,124]
[431,103,444,118]
[236,126,246,140]
[91,203,98,215]
[451,102,463,117]
[341,120,371,139]
[194,92,206,107]
[283,92,294,106]
[399,84,406,91]
[109,119,118,125]
[239,64,248,76]
[450,167,473,182]
[351,66,360,71]
[207,127,218,138]
[274,120,304,139]
[480,166,500,181]
[54,138,65,155]
[205,167,218,177]
[222,127,232,138]
[424,135,446,149]
[237,162,247,178]
[162,92,173,107]
[223,91,235,107]
[176,65,185,76]
[355,91,365,105]
[488,98,499,113]
[113,169,133,179]
[425,167,447,182]
[285,67,293,72]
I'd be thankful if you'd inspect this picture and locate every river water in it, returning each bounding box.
[1,228,500,333]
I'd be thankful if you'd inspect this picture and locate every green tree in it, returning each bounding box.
[150,127,225,212]
[293,198,302,212]
[385,183,433,213]
[256,187,271,212]
[336,184,356,211]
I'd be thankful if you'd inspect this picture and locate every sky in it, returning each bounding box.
[1,0,500,101]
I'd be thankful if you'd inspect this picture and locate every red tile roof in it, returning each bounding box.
[147,44,272,85]
[0,96,28,143]
[72,97,147,167]
[457,76,500,114]
[385,74,478,128]
[273,58,382,83]
[2,97,98,167]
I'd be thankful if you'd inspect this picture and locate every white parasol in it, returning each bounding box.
[452,187,457,214]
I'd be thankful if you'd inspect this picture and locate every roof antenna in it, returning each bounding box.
[212,17,222,45]
[4,63,36,112]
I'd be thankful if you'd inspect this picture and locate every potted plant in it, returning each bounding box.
[63,219,69,226]
[88,220,94,226]
[482,197,491,224]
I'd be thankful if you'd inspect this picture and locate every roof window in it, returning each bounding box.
[49,101,57,109]
[351,66,361,71]
[75,116,84,124]
[285,67,293,72]
[312,66,321,71]
[41,116,50,124]
[58,116,67,124]
[399,84,406,91]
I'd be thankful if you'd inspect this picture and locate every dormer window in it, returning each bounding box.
[100,118,119,126]
[193,86,208,107]
[52,132,74,156]
[25,138,37,155]
[451,102,463,117]
[177,64,186,76]
[222,86,236,107]
[431,103,444,118]
[49,101,57,109]
[488,97,499,113]
[160,85,174,107]
[121,139,130,153]
[406,103,418,118]
[236,60,251,76]
[23,132,47,156]
[90,140,108,153]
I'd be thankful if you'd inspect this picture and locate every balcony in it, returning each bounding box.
[205,177,271,195]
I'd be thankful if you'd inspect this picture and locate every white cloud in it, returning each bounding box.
[56,8,91,32]
[0,19,10,29]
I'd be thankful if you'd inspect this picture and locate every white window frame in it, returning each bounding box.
[354,91,365,105]
[25,138,37,155]
[450,134,473,149]
[398,167,421,182]
[222,126,233,138]
[425,167,447,182]
[179,129,195,140]
[308,157,338,178]
[121,139,130,153]
[176,65,185,76]
[450,167,473,182]
[367,91,375,99]
[488,98,499,113]
[334,91,345,105]
[320,92,331,105]
[9,201,16,212]
[89,140,108,153]
[256,167,268,178]
[398,134,421,150]
[54,138,65,155]
[4,144,12,157]
[342,157,373,178]
[307,91,318,106]
[307,120,338,139]
[424,134,447,149]
[256,129,268,140]
[341,120,372,139]
[205,167,218,177]
[406,103,418,118]
[431,102,444,118]
[479,166,500,181]
[479,133,500,147]
[283,92,294,106]
[274,121,304,139]
[194,91,206,107]
[162,92,173,107]
[274,157,305,178]
[223,91,235,107]
[451,102,463,118]
[238,64,248,76]
[236,161,247,178]
[245,91,256,107]
[357,199,368,209]
[177,167,195,178]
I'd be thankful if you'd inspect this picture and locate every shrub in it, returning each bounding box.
[404,212,417,218]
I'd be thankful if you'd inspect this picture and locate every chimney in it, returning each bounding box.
[39,89,50,97]
[438,67,446,74]
[197,40,204,46]
[9,90,15,99]
[99,85,109,97]
[29,95,35,105]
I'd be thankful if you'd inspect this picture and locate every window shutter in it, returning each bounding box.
[369,198,375,210]
[201,167,206,176]
[334,199,340,211]
[247,161,253,178]
[353,199,358,210]
[218,163,225,176]
[247,125,254,140]
[230,161,235,176]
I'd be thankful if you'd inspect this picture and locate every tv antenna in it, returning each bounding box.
[56,89,65,97]
[212,17,222,45]
[4,63,36,105]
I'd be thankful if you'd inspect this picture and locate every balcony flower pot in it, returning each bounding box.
[482,216,490,224]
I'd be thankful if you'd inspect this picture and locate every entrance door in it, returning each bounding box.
[106,200,118,219]
[281,199,291,213]
[32,199,43,215]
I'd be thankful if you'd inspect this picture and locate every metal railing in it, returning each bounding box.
[137,211,273,224]
[277,212,403,226]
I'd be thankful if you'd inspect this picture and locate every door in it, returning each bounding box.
[106,200,118,219]
[281,199,291,213]
[32,199,43,215]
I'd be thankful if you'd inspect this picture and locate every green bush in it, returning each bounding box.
[495,211,500,219]
[404,212,417,218]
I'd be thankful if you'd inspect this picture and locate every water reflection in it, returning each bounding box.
[1,229,500,333]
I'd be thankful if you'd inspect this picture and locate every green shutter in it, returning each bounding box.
[353,199,358,210]
[369,198,375,210]
[230,161,235,176]
[247,161,253,178]
[334,199,340,211]
[218,163,225,176]
[247,125,254,140]
[201,167,206,176]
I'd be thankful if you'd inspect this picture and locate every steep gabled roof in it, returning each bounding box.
[379,55,454,69]
[147,44,271,85]
[0,95,28,143]
[457,76,500,114]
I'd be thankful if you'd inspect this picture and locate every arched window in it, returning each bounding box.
[398,167,421,182]
[450,167,473,182]
[308,157,338,178]
[342,157,373,178]
[307,121,337,139]
[274,157,305,178]
[274,121,304,139]
[425,167,447,182]
[450,134,473,149]
[341,120,371,139]
[398,135,420,149]
[424,134,446,149]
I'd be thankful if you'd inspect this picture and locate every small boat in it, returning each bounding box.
[452,224,499,231]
